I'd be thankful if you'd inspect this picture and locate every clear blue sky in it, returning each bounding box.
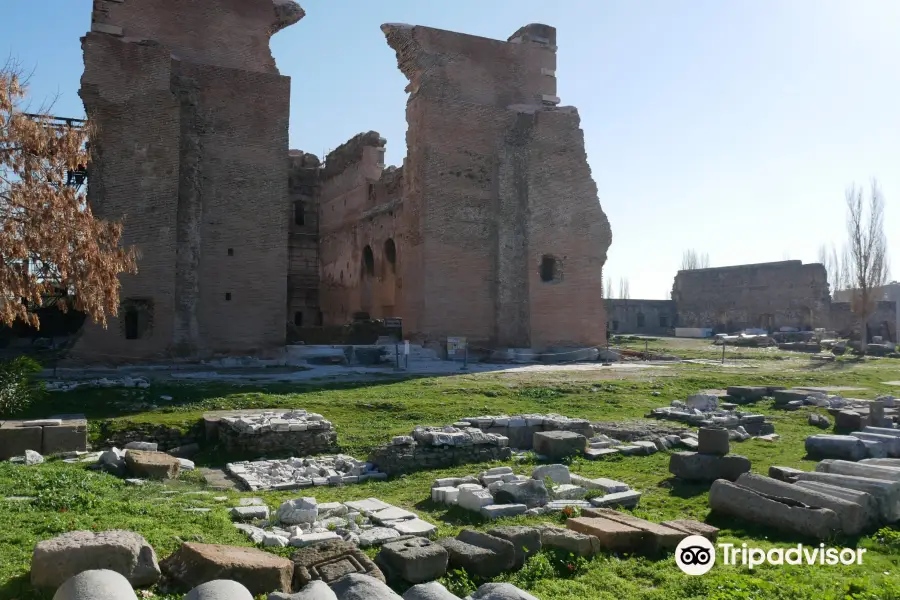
[5,0,898,299]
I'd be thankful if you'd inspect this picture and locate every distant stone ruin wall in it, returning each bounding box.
[70,0,301,363]
[317,132,405,325]
[288,151,322,330]
[829,301,897,338]
[369,442,511,476]
[672,261,830,333]
[98,422,203,452]
[606,300,677,335]
[381,23,610,351]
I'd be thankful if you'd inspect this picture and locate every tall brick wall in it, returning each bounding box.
[287,151,322,329]
[70,0,302,362]
[672,261,831,333]
[381,23,611,351]
[606,300,677,335]
[317,132,404,325]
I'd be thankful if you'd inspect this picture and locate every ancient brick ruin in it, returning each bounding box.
[71,5,612,362]
[72,0,304,360]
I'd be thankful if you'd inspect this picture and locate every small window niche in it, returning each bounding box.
[225,292,232,301]
[121,298,153,340]
[294,311,303,327]
[539,255,561,283]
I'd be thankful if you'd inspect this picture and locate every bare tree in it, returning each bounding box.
[0,60,136,329]
[680,249,710,270]
[603,275,613,300]
[844,181,890,352]
[618,277,630,300]
[818,243,850,294]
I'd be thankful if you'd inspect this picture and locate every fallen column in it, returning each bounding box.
[794,471,900,522]
[805,435,868,461]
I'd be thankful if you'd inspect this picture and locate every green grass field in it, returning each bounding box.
[2,348,899,599]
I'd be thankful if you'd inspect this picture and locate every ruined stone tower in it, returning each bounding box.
[71,0,304,361]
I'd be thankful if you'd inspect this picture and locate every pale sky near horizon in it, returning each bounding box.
[4,1,898,299]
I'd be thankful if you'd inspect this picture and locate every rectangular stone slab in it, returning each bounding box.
[0,422,42,460]
[42,422,88,455]
[735,473,869,536]
[709,480,841,540]
[566,517,644,552]
[660,520,719,542]
[581,508,688,551]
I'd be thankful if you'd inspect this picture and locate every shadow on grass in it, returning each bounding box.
[0,573,42,600]
[659,477,710,499]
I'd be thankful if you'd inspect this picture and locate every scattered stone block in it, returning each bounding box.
[566,516,644,552]
[480,504,527,519]
[330,573,403,600]
[735,473,869,536]
[160,542,293,594]
[438,530,515,578]
[486,526,541,569]
[532,431,586,460]
[24,449,43,465]
[793,481,880,529]
[531,464,570,485]
[31,529,160,590]
[668,452,751,482]
[773,389,810,405]
[584,448,619,459]
[372,506,418,524]
[537,525,600,556]
[359,528,402,548]
[851,432,900,457]
[277,498,318,524]
[467,583,540,600]
[569,474,629,493]
[431,486,460,505]
[660,519,719,542]
[457,488,495,512]
[708,480,841,540]
[493,479,549,508]
[124,441,158,452]
[42,417,88,456]
[767,465,804,482]
[679,437,699,450]
[124,450,181,480]
[376,536,448,584]
[808,413,832,429]
[53,569,138,600]
[231,506,269,521]
[727,386,767,402]
[698,427,730,455]
[588,490,642,509]
[805,435,868,461]
[582,508,687,551]
[185,580,254,600]
[552,484,586,500]
[816,459,900,482]
[402,581,458,600]
[631,441,658,455]
[835,410,864,432]
[291,539,385,588]
[392,518,437,538]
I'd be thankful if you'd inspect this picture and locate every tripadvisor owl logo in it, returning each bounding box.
[675,535,716,575]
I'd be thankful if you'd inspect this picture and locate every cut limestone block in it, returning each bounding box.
[735,473,868,536]
[588,490,641,509]
[438,531,515,579]
[793,471,900,522]
[727,386,767,402]
[375,536,448,584]
[532,431,586,460]
[160,542,292,594]
[581,508,688,551]
[124,450,181,480]
[566,517,644,552]
[537,525,600,556]
[708,480,840,540]
[768,465,805,482]
[569,474,629,493]
[43,416,88,455]
[291,539,384,588]
[668,452,751,482]
[0,421,42,460]
[697,427,730,455]
[486,526,541,569]
[480,504,527,520]
[660,520,719,542]
[806,434,869,461]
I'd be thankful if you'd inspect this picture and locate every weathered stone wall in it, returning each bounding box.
[672,261,831,333]
[317,132,404,325]
[288,151,322,329]
[830,301,897,338]
[606,300,677,335]
[97,421,203,452]
[70,0,302,362]
[218,427,338,458]
[368,442,512,476]
[381,23,611,351]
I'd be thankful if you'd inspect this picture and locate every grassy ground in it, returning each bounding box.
[2,352,900,599]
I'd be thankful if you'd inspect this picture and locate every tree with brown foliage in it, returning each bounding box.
[843,181,890,352]
[0,62,135,329]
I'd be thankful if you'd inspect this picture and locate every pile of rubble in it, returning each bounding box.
[45,376,151,392]
[367,425,512,476]
[231,496,436,548]
[86,443,195,481]
[648,393,775,439]
[455,413,594,449]
[772,388,885,411]
[709,458,900,540]
[210,409,340,458]
[225,455,386,491]
[430,463,641,519]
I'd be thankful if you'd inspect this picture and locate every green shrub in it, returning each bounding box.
[0,356,43,417]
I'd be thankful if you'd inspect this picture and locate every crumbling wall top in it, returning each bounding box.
[322,131,386,180]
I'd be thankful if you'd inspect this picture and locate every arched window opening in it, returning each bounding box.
[384,238,397,269]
